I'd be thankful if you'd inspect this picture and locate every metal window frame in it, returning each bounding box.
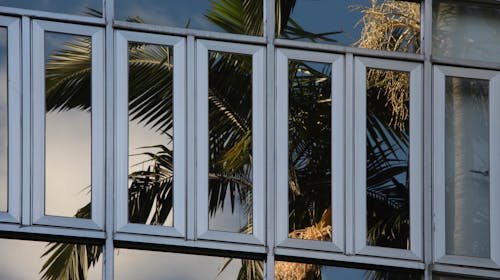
[354,56,423,261]
[433,65,500,269]
[31,20,105,230]
[0,16,21,224]
[275,48,345,253]
[195,39,266,245]
[114,30,186,237]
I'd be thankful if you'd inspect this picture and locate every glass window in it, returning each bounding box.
[0,0,102,17]
[115,30,186,237]
[275,261,421,280]
[354,57,422,260]
[287,60,332,241]
[207,50,254,234]
[127,42,174,227]
[196,40,265,243]
[0,27,7,213]
[444,76,490,258]
[276,0,420,52]
[44,32,92,218]
[434,275,483,280]
[114,249,264,280]
[0,238,102,279]
[366,68,410,249]
[433,0,500,63]
[115,0,263,36]
[32,20,105,229]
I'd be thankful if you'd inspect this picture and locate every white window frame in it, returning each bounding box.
[433,65,500,269]
[0,16,21,224]
[32,20,105,230]
[195,39,266,244]
[115,30,186,237]
[275,48,345,252]
[354,57,423,260]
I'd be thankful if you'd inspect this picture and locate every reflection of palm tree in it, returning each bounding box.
[41,0,419,279]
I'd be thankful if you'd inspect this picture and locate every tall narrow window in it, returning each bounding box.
[32,20,104,229]
[354,57,422,260]
[115,31,186,237]
[276,49,344,252]
[434,66,500,268]
[196,40,265,244]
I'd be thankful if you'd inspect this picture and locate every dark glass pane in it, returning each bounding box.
[115,0,263,36]
[366,68,410,249]
[0,238,102,279]
[275,261,421,280]
[445,76,490,258]
[114,248,264,280]
[276,0,420,53]
[0,0,102,17]
[288,60,332,241]
[433,0,500,63]
[45,32,92,218]
[0,27,7,212]
[127,42,174,227]
[208,51,253,234]
[434,275,483,280]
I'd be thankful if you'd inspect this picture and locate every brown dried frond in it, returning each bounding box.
[354,0,420,131]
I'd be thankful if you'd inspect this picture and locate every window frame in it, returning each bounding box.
[433,65,500,269]
[195,39,266,245]
[353,56,423,261]
[0,16,21,224]
[31,20,105,230]
[114,30,186,237]
[275,48,345,252]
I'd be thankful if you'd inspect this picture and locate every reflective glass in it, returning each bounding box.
[208,51,253,234]
[434,275,482,280]
[276,0,420,52]
[0,27,7,212]
[275,261,420,280]
[115,0,263,36]
[45,32,92,218]
[366,68,410,249]
[127,42,174,227]
[0,0,102,17]
[288,60,332,241]
[445,76,490,258]
[0,238,102,279]
[433,0,500,63]
[114,248,264,280]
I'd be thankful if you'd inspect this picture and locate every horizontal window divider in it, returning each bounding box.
[275,247,425,270]
[0,224,106,240]
[276,238,343,253]
[0,7,105,26]
[435,255,500,271]
[114,233,267,255]
[113,20,267,45]
[431,263,500,279]
[275,38,424,62]
[432,56,500,71]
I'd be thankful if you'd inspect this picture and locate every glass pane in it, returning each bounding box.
[114,248,264,280]
[127,42,174,227]
[0,238,102,279]
[276,0,420,53]
[288,60,332,241]
[366,68,410,249]
[45,32,92,218]
[433,0,500,63]
[0,0,102,17]
[445,76,490,258]
[115,0,263,36]
[208,51,253,234]
[275,261,420,280]
[0,27,7,212]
